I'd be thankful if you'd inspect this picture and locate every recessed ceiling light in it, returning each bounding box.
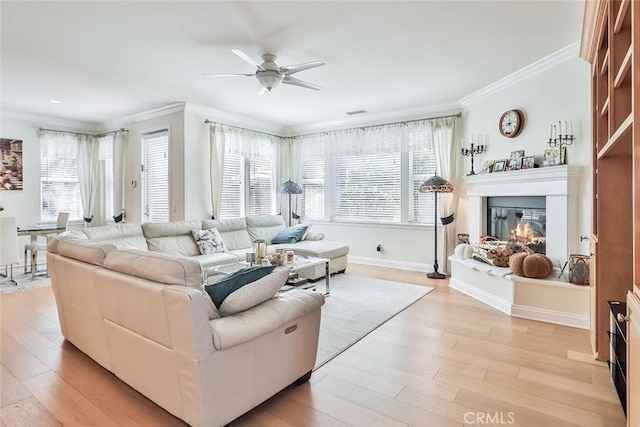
[346,110,366,115]
[48,99,62,104]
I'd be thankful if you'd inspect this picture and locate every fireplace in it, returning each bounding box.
[487,196,546,254]
[463,165,580,262]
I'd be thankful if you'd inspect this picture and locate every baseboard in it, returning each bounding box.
[449,278,512,316]
[511,304,590,330]
[348,256,432,273]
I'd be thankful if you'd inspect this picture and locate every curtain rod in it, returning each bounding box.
[294,112,462,138]
[39,127,128,138]
[204,119,282,139]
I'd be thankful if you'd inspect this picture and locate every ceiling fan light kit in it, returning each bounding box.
[205,49,325,94]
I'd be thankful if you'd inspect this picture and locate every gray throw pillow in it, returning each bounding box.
[271,224,311,244]
[205,265,276,308]
[219,269,290,316]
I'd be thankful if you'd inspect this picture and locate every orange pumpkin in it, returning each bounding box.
[509,252,553,279]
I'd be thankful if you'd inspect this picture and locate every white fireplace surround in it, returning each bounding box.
[463,165,581,262]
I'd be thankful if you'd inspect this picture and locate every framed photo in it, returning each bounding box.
[521,156,535,169]
[493,159,506,172]
[480,160,495,174]
[543,147,562,166]
[506,157,522,171]
[0,138,23,190]
[509,150,525,162]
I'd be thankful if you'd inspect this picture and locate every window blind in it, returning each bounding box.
[220,153,245,218]
[331,152,401,223]
[40,135,83,221]
[142,131,169,223]
[300,143,325,220]
[409,149,437,225]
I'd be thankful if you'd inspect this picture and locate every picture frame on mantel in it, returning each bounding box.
[480,160,495,174]
[493,159,506,172]
[0,138,23,190]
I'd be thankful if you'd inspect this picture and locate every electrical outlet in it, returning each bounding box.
[376,244,382,252]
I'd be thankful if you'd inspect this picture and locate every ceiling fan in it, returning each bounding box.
[204,49,325,95]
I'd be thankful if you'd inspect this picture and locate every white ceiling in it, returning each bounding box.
[1,1,584,131]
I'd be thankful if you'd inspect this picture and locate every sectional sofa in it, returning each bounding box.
[46,215,339,426]
[64,214,348,280]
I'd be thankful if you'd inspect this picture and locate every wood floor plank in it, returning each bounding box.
[518,367,620,404]
[0,332,50,381]
[0,364,31,407]
[0,396,61,427]
[21,371,119,427]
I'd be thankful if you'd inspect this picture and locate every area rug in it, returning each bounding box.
[315,274,433,369]
[0,271,51,295]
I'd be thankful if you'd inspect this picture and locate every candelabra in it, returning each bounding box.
[548,121,575,149]
[460,142,485,175]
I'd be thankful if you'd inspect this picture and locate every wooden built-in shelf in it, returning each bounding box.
[600,49,610,75]
[614,0,630,33]
[614,45,632,88]
[598,112,633,159]
[601,96,610,116]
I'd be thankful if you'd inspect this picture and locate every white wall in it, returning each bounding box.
[458,56,592,255]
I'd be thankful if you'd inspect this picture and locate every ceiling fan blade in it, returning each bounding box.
[202,73,255,77]
[280,60,325,76]
[257,86,268,96]
[282,75,321,91]
[231,49,266,71]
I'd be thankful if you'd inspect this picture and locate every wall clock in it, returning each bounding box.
[499,109,524,138]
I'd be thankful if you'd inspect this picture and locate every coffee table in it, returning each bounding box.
[205,255,330,296]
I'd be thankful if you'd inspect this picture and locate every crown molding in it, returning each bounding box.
[282,101,462,136]
[459,41,580,108]
[102,102,187,129]
[0,109,102,132]
[185,102,285,136]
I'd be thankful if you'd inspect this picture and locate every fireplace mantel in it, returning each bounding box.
[462,165,582,261]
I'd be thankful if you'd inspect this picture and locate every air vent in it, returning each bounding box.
[345,110,367,115]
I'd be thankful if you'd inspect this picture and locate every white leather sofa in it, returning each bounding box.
[65,215,348,280]
[47,235,325,427]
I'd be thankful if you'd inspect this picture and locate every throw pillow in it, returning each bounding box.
[204,265,276,308]
[304,231,325,241]
[219,268,290,315]
[270,224,310,244]
[192,229,228,255]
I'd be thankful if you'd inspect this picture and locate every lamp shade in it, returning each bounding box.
[278,180,303,194]
[419,175,453,193]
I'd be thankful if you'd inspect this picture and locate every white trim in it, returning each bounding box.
[349,256,431,273]
[459,42,580,107]
[449,278,512,316]
[1,110,102,132]
[185,102,284,136]
[283,103,462,136]
[102,102,186,129]
[511,304,590,330]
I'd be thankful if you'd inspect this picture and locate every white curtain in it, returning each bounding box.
[77,135,100,225]
[97,131,127,223]
[430,117,459,274]
[112,131,126,222]
[276,137,296,221]
[208,124,226,219]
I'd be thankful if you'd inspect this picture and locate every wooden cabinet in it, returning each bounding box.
[581,0,639,423]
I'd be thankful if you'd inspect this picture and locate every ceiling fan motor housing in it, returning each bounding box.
[257,55,282,90]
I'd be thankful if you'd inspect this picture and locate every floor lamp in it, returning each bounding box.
[419,174,454,279]
[278,179,303,226]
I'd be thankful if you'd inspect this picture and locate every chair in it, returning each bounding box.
[24,212,69,278]
[0,216,18,285]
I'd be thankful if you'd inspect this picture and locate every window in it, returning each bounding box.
[142,130,169,223]
[219,133,275,219]
[40,133,83,221]
[298,120,453,225]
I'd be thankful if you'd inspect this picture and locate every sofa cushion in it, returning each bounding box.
[246,215,286,244]
[205,265,276,308]
[142,220,202,257]
[277,239,349,260]
[203,218,253,251]
[79,223,148,250]
[56,239,118,265]
[103,249,219,320]
[191,229,228,254]
[191,252,241,268]
[270,224,311,244]
[219,269,290,316]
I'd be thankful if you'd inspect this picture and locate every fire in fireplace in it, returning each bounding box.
[487,196,546,254]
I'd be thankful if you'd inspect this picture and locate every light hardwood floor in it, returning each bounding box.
[0,264,626,427]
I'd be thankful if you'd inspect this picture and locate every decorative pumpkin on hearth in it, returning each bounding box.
[454,243,475,260]
[509,252,553,278]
